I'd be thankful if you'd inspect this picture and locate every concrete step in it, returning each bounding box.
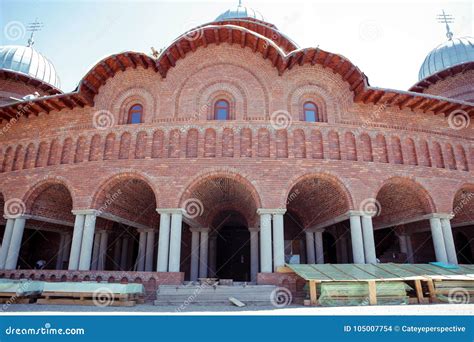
[154,284,278,306]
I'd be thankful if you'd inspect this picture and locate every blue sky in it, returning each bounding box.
[1,0,472,92]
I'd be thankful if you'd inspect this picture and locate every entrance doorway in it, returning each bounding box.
[214,212,250,281]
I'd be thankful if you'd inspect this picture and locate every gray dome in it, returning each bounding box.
[0,45,61,88]
[215,2,264,22]
[418,36,474,80]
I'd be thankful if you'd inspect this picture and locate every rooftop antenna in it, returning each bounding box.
[26,18,43,47]
[436,10,454,40]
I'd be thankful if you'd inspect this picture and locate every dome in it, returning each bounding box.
[0,45,61,88]
[418,36,474,80]
[215,1,264,22]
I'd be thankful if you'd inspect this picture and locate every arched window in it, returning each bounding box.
[303,102,318,122]
[128,104,143,124]
[214,100,230,120]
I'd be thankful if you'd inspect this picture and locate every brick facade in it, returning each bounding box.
[0,18,472,281]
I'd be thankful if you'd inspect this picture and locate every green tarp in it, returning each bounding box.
[286,263,474,282]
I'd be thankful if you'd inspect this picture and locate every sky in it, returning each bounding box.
[0,0,472,92]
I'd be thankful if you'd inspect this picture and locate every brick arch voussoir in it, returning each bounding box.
[452,183,474,214]
[90,171,159,210]
[178,168,262,210]
[372,176,437,214]
[23,176,76,213]
[283,172,354,211]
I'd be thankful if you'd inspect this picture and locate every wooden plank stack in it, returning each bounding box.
[36,282,145,307]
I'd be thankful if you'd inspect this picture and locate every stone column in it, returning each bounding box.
[314,230,324,264]
[361,215,377,264]
[145,230,155,271]
[156,210,171,272]
[0,218,15,269]
[56,233,66,270]
[137,230,147,272]
[249,228,259,281]
[168,210,183,272]
[272,211,286,271]
[5,217,26,270]
[258,209,272,273]
[440,218,458,264]
[429,217,448,263]
[208,235,217,277]
[97,231,109,271]
[199,228,209,278]
[120,236,129,271]
[68,214,85,270]
[78,213,97,271]
[406,235,414,263]
[349,214,365,264]
[90,232,101,270]
[398,234,408,262]
[305,231,315,264]
[190,228,199,281]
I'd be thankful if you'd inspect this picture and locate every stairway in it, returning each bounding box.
[154,283,278,306]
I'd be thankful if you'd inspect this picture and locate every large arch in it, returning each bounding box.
[179,171,261,281]
[451,183,474,264]
[18,179,75,270]
[179,170,262,226]
[90,172,160,272]
[373,177,436,263]
[284,173,353,265]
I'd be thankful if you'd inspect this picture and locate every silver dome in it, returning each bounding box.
[418,36,474,80]
[0,45,61,88]
[215,2,264,22]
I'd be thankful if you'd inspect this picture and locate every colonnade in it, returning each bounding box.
[0,209,460,273]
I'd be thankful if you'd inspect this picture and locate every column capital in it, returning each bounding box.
[430,213,454,220]
[72,209,98,216]
[248,227,260,232]
[257,208,286,215]
[348,210,369,217]
[3,214,27,220]
[156,208,186,215]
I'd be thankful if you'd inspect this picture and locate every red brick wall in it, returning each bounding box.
[0,44,472,226]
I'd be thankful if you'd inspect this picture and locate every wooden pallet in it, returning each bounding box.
[37,291,144,307]
[306,279,413,306]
